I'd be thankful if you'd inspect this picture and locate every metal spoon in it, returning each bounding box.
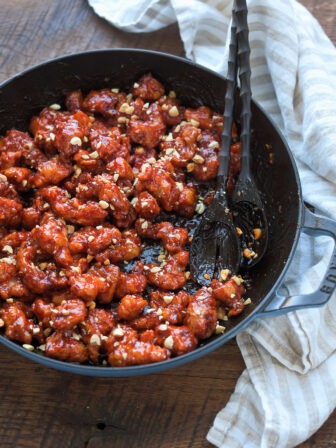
[189,9,240,287]
[231,0,268,269]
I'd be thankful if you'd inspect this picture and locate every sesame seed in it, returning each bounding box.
[119,103,134,115]
[190,119,200,127]
[3,245,13,254]
[186,163,195,172]
[164,335,174,350]
[168,90,176,98]
[163,295,173,304]
[244,298,252,305]
[150,266,161,273]
[193,154,205,164]
[22,344,34,351]
[119,102,129,113]
[232,275,243,285]
[220,269,230,281]
[209,141,219,149]
[236,227,243,236]
[168,106,179,117]
[195,202,205,214]
[165,148,175,155]
[61,309,70,316]
[72,332,81,341]
[70,136,82,146]
[38,262,48,270]
[111,88,119,93]
[217,307,226,320]
[176,182,184,192]
[6,298,14,303]
[133,82,139,88]
[215,324,226,334]
[67,225,75,234]
[89,151,99,159]
[243,248,254,259]
[141,221,149,230]
[38,344,46,351]
[0,318,4,327]
[113,327,124,337]
[98,200,109,209]
[87,235,95,243]
[49,103,61,110]
[90,334,101,346]
[74,165,82,177]
[118,117,129,124]
[1,257,16,265]
[49,132,56,141]
[158,324,168,331]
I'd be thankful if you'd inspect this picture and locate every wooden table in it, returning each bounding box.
[0,1,335,447]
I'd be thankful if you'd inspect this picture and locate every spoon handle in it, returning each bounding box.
[235,0,252,179]
[217,4,238,184]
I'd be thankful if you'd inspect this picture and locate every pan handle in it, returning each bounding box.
[258,204,336,316]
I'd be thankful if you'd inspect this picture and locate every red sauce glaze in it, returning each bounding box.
[0,73,247,367]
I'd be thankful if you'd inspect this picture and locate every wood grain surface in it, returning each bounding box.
[0,1,335,447]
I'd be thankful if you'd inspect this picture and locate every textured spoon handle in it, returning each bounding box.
[235,0,251,177]
[217,6,238,182]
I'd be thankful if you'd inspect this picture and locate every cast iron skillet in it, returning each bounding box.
[0,49,335,377]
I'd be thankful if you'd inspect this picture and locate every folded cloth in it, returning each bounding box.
[88,0,336,446]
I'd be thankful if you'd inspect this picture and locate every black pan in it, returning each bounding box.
[0,49,335,376]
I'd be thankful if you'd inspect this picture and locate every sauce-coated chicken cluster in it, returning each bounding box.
[0,74,246,367]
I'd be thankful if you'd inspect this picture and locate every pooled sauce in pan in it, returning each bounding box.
[0,74,253,366]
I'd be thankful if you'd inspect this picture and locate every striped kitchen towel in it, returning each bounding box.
[88,0,336,447]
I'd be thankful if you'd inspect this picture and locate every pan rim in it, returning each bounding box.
[0,48,303,376]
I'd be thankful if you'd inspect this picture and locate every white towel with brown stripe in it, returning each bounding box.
[88,0,336,446]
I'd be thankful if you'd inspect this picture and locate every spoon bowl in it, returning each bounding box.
[189,10,240,286]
